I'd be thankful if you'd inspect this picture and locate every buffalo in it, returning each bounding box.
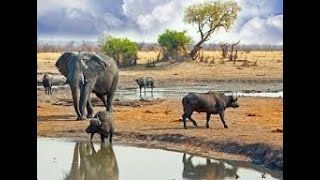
[42,73,53,95]
[86,111,115,143]
[181,91,239,129]
[135,77,154,94]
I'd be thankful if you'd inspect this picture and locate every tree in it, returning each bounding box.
[183,0,241,59]
[158,29,192,60]
[101,36,138,67]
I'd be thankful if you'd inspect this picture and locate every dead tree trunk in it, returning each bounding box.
[229,40,240,61]
[220,43,229,59]
[190,37,206,60]
[190,45,202,60]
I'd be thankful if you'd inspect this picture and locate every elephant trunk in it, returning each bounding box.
[70,85,82,120]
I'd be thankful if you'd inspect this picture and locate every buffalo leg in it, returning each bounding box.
[100,134,105,143]
[188,116,198,127]
[182,113,188,129]
[219,112,228,129]
[109,133,113,143]
[206,113,211,128]
[90,133,94,141]
[182,109,198,129]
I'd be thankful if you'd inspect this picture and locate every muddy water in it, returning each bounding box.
[37,84,282,101]
[37,138,282,180]
[116,88,283,101]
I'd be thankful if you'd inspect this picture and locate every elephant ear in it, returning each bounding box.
[55,52,76,77]
[80,53,107,77]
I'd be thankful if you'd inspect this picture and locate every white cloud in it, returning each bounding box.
[38,0,283,45]
[137,14,155,31]
[37,0,89,16]
[123,0,184,32]
[239,15,283,45]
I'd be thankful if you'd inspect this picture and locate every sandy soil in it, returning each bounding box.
[37,90,283,171]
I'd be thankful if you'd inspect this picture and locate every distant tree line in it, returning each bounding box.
[200,43,283,51]
[37,41,282,53]
[37,41,100,53]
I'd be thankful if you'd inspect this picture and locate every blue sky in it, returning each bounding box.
[37,0,283,45]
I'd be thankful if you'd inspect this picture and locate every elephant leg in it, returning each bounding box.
[79,81,96,119]
[106,93,115,112]
[70,86,83,120]
[86,93,94,118]
[96,93,108,110]
[183,153,187,163]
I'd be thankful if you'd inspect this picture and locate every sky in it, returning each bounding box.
[37,0,283,45]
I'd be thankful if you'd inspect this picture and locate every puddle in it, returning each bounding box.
[115,87,283,101]
[37,138,282,180]
[37,85,283,101]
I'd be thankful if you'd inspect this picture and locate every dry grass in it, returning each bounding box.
[136,51,160,64]
[37,52,61,74]
[37,51,161,73]
[38,51,283,86]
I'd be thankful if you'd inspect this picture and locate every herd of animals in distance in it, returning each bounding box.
[41,52,240,143]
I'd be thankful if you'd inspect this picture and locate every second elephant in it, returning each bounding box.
[56,52,119,120]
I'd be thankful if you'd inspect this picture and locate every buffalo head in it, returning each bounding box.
[227,94,239,108]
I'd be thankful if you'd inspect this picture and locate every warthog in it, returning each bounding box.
[42,73,53,95]
[86,111,115,143]
[135,77,154,93]
[181,91,239,129]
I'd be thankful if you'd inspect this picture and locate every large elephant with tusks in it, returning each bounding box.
[56,52,119,120]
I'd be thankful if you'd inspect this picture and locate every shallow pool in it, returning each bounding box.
[37,138,282,180]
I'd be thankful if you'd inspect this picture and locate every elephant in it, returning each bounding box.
[55,52,119,120]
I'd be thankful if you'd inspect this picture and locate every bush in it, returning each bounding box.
[101,36,138,67]
[157,29,192,60]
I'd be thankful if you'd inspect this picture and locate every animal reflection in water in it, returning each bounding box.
[182,153,238,180]
[139,90,154,99]
[64,142,119,180]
